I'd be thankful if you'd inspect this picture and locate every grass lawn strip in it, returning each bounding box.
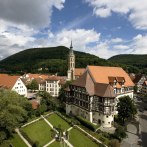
[22,119,53,147]
[10,133,27,147]
[47,141,62,147]
[69,128,99,147]
[0,134,28,147]
[47,113,71,131]
[21,117,42,128]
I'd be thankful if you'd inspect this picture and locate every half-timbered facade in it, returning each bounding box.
[65,66,134,128]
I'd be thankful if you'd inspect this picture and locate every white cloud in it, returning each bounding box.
[47,29,101,51]
[113,45,129,50]
[0,0,65,28]
[85,0,147,30]
[111,38,123,43]
[94,8,111,18]
[131,34,147,54]
[0,0,65,59]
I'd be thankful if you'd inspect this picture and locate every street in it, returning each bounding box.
[135,96,147,147]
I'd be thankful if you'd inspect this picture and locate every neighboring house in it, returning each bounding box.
[21,73,49,85]
[133,74,146,92]
[39,75,66,97]
[21,73,66,97]
[65,66,134,128]
[0,74,27,97]
[142,81,147,94]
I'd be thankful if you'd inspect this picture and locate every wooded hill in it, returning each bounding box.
[0,46,111,75]
[0,46,146,75]
[109,54,147,74]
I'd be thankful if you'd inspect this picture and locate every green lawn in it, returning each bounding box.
[69,128,99,147]
[47,113,71,131]
[48,141,61,147]
[0,134,27,147]
[22,119,53,147]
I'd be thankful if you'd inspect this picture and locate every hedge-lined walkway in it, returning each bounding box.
[15,128,31,147]
[14,111,108,147]
[21,119,53,147]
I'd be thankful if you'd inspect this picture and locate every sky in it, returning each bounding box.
[0,0,147,60]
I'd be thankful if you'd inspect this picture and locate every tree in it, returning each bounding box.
[113,126,127,141]
[38,91,56,111]
[0,89,32,144]
[134,86,138,93]
[117,96,137,124]
[27,79,38,91]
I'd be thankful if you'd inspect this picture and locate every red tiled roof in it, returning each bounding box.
[70,66,134,97]
[143,81,147,86]
[26,73,49,80]
[88,66,134,87]
[0,74,20,89]
[31,100,39,109]
[75,68,85,76]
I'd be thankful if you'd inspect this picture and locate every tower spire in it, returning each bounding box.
[70,40,73,49]
[67,41,75,81]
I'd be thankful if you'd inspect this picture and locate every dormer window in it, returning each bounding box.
[114,80,117,85]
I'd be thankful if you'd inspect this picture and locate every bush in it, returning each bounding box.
[75,116,98,131]
[109,139,120,147]
[55,111,80,126]
[113,126,127,141]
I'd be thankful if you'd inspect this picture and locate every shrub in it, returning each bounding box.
[113,126,127,141]
[75,116,98,131]
[109,139,120,147]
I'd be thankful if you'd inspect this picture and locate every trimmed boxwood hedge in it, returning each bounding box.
[75,116,98,131]
[19,129,39,146]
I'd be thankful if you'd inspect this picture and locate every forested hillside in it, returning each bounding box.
[109,54,147,74]
[0,46,111,75]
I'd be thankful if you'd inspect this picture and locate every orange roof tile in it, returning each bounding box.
[143,81,147,86]
[31,100,39,109]
[0,74,20,89]
[75,68,85,76]
[27,73,49,80]
[87,66,134,87]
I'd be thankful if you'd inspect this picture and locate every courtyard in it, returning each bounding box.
[1,112,107,147]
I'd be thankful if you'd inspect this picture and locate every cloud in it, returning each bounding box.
[131,34,147,54]
[111,38,124,43]
[0,0,65,28]
[0,0,65,60]
[85,0,147,30]
[47,29,101,51]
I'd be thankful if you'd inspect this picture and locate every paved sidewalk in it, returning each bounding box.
[21,117,42,128]
[41,115,58,133]
[43,139,56,147]
[15,128,31,147]
[99,126,116,134]
[121,123,141,147]
[61,137,74,147]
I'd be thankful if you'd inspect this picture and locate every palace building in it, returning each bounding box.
[65,47,134,128]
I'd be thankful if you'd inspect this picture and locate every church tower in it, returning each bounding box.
[67,41,75,81]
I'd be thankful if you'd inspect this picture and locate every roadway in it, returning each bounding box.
[135,96,147,147]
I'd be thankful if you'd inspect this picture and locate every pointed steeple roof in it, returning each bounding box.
[70,41,73,49]
[69,41,74,55]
